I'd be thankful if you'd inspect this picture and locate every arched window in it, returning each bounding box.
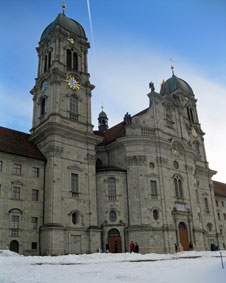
[153,209,159,220]
[109,210,117,222]
[174,176,183,199]
[44,55,48,73]
[187,107,194,123]
[48,51,51,69]
[70,95,78,120]
[108,178,116,201]
[41,98,45,116]
[67,49,72,68]
[73,52,78,70]
[72,211,78,224]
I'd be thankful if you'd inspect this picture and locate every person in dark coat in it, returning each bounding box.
[189,242,193,251]
[210,242,216,251]
[106,242,109,253]
[175,243,178,252]
[130,241,134,252]
[134,242,139,253]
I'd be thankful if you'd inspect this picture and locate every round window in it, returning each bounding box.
[109,210,117,222]
[153,209,159,220]
[173,161,179,169]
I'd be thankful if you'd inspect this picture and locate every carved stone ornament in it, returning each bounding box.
[43,145,64,157]
[126,155,146,166]
[156,156,168,166]
[87,154,96,164]
[124,112,132,126]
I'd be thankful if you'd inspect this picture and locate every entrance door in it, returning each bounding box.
[10,240,19,253]
[108,229,122,253]
[179,222,189,251]
[70,235,81,254]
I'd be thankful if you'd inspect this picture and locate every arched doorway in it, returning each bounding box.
[108,229,122,253]
[179,222,189,251]
[10,240,19,253]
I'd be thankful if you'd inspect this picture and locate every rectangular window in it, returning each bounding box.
[0,184,1,198]
[32,242,37,250]
[32,189,39,201]
[204,198,209,212]
[216,200,218,207]
[13,164,21,176]
[31,217,38,230]
[224,213,226,220]
[12,187,20,200]
[11,215,19,236]
[32,167,39,178]
[217,213,221,221]
[222,201,224,207]
[0,161,2,171]
[71,173,78,196]
[150,180,158,199]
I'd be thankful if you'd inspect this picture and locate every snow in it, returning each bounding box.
[0,250,225,283]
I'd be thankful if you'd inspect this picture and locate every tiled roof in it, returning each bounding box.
[94,108,149,145]
[0,127,46,161]
[213,181,226,198]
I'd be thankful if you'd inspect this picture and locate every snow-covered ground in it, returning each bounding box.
[0,250,225,283]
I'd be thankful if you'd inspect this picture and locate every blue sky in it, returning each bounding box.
[0,0,226,182]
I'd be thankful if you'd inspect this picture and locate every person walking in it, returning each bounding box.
[130,241,134,252]
[134,242,139,253]
[189,242,193,251]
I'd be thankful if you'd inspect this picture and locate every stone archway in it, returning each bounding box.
[179,222,189,251]
[108,228,122,253]
[10,240,19,253]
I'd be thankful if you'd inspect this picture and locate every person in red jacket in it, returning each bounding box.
[130,241,134,252]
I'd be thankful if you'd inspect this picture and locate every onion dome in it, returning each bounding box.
[98,108,108,132]
[160,74,194,95]
[41,13,86,41]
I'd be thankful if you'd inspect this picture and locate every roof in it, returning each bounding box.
[161,74,194,95]
[213,181,226,198]
[94,108,149,145]
[41,13,86,41]
[0,127,46,161]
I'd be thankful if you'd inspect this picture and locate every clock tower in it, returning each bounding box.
[30,9,102,255]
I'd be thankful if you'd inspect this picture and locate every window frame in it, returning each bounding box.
[13,164,22,176]
[108,178,116,201]
[32,189,39,201]
[31,217,38,230]
[12,186,21,200]
[32,167,39,178]
[0,161,2,171]
[71,173,79,196]
[109,210,117,222]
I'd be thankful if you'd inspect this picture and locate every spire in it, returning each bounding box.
[62,1,66,15]
[171,65,175,76]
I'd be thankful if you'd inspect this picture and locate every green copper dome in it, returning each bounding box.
[98,111,108,119]
[161,74,194,95]
[41,13,86,41]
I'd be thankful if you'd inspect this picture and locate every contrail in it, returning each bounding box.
[87,0,95,49]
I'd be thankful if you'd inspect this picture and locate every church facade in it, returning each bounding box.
[0,12,225,256]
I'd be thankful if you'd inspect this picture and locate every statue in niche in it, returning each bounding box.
[165,105,172,121]
[149,81,155,92]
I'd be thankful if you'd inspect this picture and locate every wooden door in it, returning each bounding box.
[108,236,122,253]
[179,222,189,251]
[10,240,19,253]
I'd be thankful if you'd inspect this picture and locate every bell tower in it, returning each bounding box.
[30,6,102,255]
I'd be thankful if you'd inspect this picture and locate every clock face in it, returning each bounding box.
[191,127,198,138]
[66,76,80,90]
[41,81,47,91]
